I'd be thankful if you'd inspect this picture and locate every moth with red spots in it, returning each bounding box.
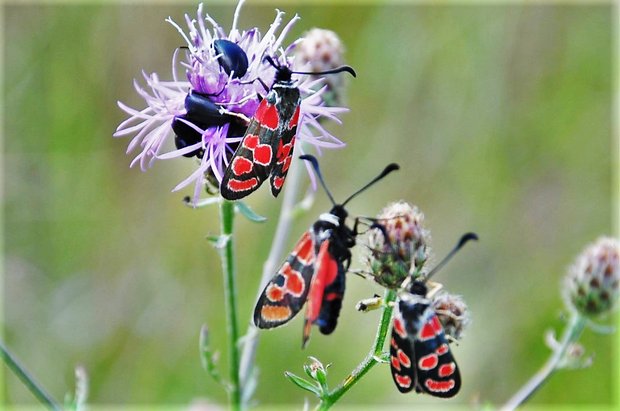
[390,281,461,397]
[220,57,356,200]
[387,233,477,398]
[253,155,399,347]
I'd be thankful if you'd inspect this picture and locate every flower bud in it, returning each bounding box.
[295,28,347,106]
[564,237,620,317]
[367,201,430,289]
[432,292,471,341]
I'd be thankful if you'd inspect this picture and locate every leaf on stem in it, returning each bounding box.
[200,325,229,389]
[284,371,322,397]
[235,201,267,223]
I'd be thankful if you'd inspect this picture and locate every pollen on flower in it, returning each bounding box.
[563,237,620,317]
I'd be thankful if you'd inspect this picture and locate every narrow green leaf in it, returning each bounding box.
[199,325,229,390]
[235,201,267,223]
[284,371,322,397]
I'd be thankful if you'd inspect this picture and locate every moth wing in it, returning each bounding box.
[221,98,280,200]
[412,307,461,398]
[269,105,300,197]
[253,232,316,328]
[302,239,340,346]
[389,301,418,393]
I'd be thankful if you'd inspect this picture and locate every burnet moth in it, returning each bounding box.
[253,155,399,347]
[388,233,477,398]
[220,57,356,200]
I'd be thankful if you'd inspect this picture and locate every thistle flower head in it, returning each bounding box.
[432,291,471,341]
[295,28,348,106]
[114,1,349,202]
[367,201,430,289]
[563,237,620,317]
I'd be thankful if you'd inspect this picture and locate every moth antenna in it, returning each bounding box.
[299,155,336,205]
[341,163,400,206]
[424,232,478,281]
[263,55,281,70]
[291,65,357,78]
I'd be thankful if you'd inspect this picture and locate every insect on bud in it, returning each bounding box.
[563,237,620,317]
[366,201,430,289]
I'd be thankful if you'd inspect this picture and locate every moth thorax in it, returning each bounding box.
[319,212,340,227]
[400,291,429,306]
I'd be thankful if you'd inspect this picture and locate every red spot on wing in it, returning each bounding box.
[273,176,285,190]
[243,134,259,149]
[420,318,440,341]
[323,292,340,301]
[260,305,292,322]
[431,316,442,333]
[277,138,294,162]
[438,362,456,378]
[395,374,412,389]
[228,178,258,192]
[254,144,272,166]
[266,284,284,302]
[288,107,300,129]
[281,156,292,173]
[255,101,279,130]
[436,343,449,356]
[390,338,398,349]
[393,317,407,339]
[280,263,305,297]
[424,378,455,393]
[418,353,438,371]
[294,233,314,265]
[391,356,401,371]
[397,349,411,368]
[231,157,253,176]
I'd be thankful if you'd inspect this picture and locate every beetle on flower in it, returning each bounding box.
[114,1,349,202]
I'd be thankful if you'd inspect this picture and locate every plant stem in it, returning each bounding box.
[501,313,587,410]
[0,340,62,411]
[318,290,397,410]
[238,158,304,400]
[219,199,241,410]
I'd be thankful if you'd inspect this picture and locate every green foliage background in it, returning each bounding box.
[3,1,616,408]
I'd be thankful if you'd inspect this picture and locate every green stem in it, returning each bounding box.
[318,290,397,410]
[501,313,587,410]
[0,340,62,410]
[219,200,241,410]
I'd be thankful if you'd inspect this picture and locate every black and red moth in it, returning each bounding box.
[220,58,355,200]
[390,281,461,398]
[253,155,399,347]
[388,232,477,397]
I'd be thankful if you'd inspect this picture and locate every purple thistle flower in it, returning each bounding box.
[114,1,348,201]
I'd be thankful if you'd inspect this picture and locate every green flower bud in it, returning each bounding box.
[367,201,430,289]
[564,237,620,317]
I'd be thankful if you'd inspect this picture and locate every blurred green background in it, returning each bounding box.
[2,1,617,409]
